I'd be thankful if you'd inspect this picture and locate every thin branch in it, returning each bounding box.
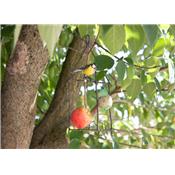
[134,64,161,69]
[95,42,169,71]
[98,136,142,148]
[95,42,121,60]
[159,66,168,72]
[117,142,142,148]
[113,99,133,106]
[95,71,99,131]
[69,128,175,140]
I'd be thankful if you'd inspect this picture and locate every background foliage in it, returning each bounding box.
[1,24,175,148]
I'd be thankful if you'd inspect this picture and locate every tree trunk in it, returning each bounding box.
[30,34,95,148]
[1,25,49,148]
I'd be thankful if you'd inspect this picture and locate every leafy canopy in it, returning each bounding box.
[1,24,175,148]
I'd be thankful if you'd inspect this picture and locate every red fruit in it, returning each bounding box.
[70,107,92,129]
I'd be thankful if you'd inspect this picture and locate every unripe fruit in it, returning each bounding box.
[98,95,113,109]
[70,107,92,129]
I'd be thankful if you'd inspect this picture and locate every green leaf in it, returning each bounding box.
[143,46,151,57]
[69,130,83,140]
[120,78,132,90]
[49,65,55,81]
[126,78,142,100]
[116,60,126,81]
[100,25,125,54]
[144,56,160,74]
[168,25,175,36]
[86,91,96,109]
[38,25,62,56]
[161,79,169,89]
[164,37,175,53]
[95,71,107,80]
[125,25,145,54]
[94,55,114,70]
[152,38,165,56]
[139,92,145,104]
[101,25,113,34]
[167,57,175,84]
[59,29,73,47]
[143,82,156,99]
[124,57,134,65]
[127,66,135,79]
[154,77,161,92]
[120,66,134,89]
[78,25,99,38]
[98,88,108,97]
[14,25,22,49]
[143,25,161,48]
[111,136,120,148]
[140,70,147,84]
[69,138,81,149]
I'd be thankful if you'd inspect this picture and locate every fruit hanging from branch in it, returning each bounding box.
[70,107,93,129]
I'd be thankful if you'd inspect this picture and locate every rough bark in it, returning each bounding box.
[1,25,49,148]
[30,34,95,148]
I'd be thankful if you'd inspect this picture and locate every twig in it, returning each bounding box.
[108,109,113,135]
[95,71,99,131]
[95,42,121,60]
[69,128,175,140]
[95,42,168,71]
[83,76,87,107]
[98,135,142,148]
[106,75,113,135]
[113,99,133,106]
[159,66,168,72]
[134,64,160,69]
[117,142,142,148]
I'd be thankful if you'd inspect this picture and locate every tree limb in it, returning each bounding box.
[1,25,49,148]
[30,34,96,148]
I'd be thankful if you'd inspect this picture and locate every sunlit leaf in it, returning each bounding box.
[143,82,156,99]
[14,25,22,49]
[143,46,151,57]
[144,56,160,73]
[140,70,147,84]
[98,88,109,97]
[152,38,165,56]
[154,77,161,92]
[116,60,126,81]
[100,25,125,54]
[124,57,134,65]
[125,25,145,55]
[167,57,175,84]
[59,29,73,47]
[126,78,142,100]
[38,25,62,56]
[78,25,99,38]
[168,25,175,36]
[143,25,161,48]
[121,66,134,89]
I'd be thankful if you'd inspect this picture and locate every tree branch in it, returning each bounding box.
[95,42,169,71]
[1,25,49,148]
[30,34,96,148]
